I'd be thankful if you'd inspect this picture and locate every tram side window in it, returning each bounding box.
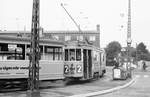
[44,46,62,60]
[0,45,8,60]
[65,49,69,61]
[103,55,105,62]
[76,49,81,61]
[93,51,99,61]
[55,48,62,60]
[93,51,97,61]
[7,48,23,60]
[45,47,54,60]
[0,44,24,60]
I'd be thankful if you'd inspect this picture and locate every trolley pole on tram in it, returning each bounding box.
[61,3,81,32]
[28,0,40,93]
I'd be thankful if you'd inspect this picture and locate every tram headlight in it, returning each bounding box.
[64,65,69,74]
[76,65,82,73]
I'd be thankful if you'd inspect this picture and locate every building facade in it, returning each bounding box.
[0,25,100,48]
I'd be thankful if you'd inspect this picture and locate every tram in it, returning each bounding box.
[64,41,106,80]
[0,35,64,83]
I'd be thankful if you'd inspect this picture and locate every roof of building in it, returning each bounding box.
[0,35,64,46]
[0,30,99,34]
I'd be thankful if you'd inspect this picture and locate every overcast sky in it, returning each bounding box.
[0,0,150,49]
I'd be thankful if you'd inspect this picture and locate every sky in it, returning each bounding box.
[0,0,150,50]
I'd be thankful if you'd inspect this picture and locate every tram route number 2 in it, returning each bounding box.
[76,65,82,73]
[64,65,69,74]
[64,65,82,74]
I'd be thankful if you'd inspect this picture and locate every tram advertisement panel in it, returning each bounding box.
[0,60,64,80]
[0,60,29,78]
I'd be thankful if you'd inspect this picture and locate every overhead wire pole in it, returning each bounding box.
[127,0,132,78]
[61,3,81,32]
[127,0,132,46]
[28,0,40,92]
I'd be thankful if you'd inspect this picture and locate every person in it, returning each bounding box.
[70,51,75,61]
[114,58,119,68]
[70,56,75,61]
[143,61,147,71]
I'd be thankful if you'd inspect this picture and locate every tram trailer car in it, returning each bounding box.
[64,41,106,80]
[0,36,65,87]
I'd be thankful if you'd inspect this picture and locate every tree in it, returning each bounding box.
[137,42,148,54]
[136,42,150,61]
[131,49,136,58]
[105,41,122,66]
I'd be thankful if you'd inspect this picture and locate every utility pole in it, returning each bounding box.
[28,0,40,92]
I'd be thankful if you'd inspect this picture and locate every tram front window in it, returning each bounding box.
[70,49,75,61]
[65,49,81,61]
[76,49,81,61]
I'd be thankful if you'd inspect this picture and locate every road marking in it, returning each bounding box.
[144,75,149,78]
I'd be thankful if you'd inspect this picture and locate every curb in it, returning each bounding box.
[68,77,137,97]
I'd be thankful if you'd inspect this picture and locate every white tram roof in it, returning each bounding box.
[0,35,64,46]
[64,40,104,52]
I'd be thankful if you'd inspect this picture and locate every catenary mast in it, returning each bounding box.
[127,0,132,47]
[126,0,132,78]
[28,0,40,91]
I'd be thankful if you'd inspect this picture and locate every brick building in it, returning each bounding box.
[0,25,100,48]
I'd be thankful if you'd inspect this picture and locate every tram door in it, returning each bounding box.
[83,49,92,79]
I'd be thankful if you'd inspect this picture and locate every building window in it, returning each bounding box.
[89,36,96,41]
[77,35,83,41]
[65,36,71,41]
[53,35,59,40]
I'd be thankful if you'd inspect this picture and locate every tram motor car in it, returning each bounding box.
[64,41,106,80]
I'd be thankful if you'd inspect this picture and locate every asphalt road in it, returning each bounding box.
[94,70,150,97]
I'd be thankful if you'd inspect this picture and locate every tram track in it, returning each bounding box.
[0,67,111,93]
[0,75,109,93]
[0,80,28,93]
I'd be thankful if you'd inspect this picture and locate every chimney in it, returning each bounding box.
[39,27,44,37]
[96,24,100,32]
[96,24,100,48]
